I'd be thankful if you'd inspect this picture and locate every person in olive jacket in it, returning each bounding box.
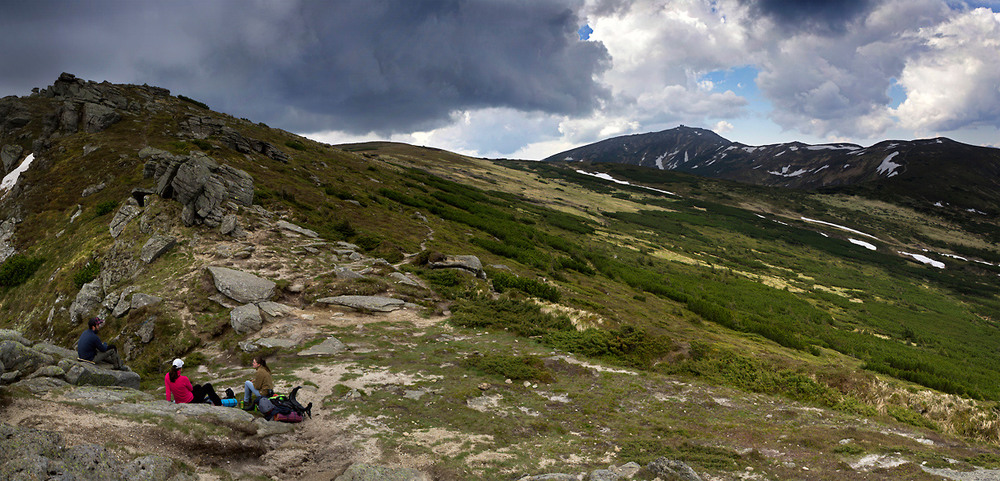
[77,318,125,370]
[243,355,274,409]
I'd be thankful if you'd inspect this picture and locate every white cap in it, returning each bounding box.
[172,358,184,369]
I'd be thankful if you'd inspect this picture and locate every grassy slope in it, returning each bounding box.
[3,85,1000,477]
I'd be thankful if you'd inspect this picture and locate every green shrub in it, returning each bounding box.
[450,296,574,337]
[490,270,560,302]
[543,325,670,370]
[191,139,213,150]
[284,140,307,151]
[887,405,938,430]
[0,254,45,288]
[95,200,118,216]
[73,260,101,288]
[464,353,553,382]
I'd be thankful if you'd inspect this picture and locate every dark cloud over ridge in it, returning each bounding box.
[0,1,611,135]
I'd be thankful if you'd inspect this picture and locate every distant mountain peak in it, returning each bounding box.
[543,125,1000,213]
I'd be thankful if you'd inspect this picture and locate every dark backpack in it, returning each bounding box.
[265,386,312,422]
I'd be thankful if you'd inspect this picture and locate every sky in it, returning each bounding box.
[1,0,999,160]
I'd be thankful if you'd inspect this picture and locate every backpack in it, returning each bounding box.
[266,386,312,422]
[273,411,303,423]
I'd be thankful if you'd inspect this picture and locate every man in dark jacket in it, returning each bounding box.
[77,317,125,370]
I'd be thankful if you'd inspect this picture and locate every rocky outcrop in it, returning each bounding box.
[316,295,406,312]
[219,126,290,163]
[141,147,254,227]
[297,336,347,356]
[1,143,23,173]
[140,234,177,263]
[206,266,276,304]
[0,424,192,481]
[429,254,485,278]
[646,458,702,481]
[0,218,17,264]
[0,333,139,389]
[35,73,128,136]
[110,197,142,238]
[69,279,103,324]
[231,303,263,334]
[179,114,290,163]
[276,220,319,237]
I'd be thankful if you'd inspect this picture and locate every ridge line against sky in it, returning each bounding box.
[1,0,999,159]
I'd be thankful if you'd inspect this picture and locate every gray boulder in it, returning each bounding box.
[143,149,254,227]
[32,342,78,361]
[647,458,702,481]
[231,303,263,334]
[60,385,153,406]
[276,220,319,237]
[219,213,238,235]
[390,272,422,287]
[26,365,66,381]
[206,266,275,303]
[316,295,405,312]
[1,144,23,173]
[59,359,141,389]
[298,336,347,356]
[335,267,364,279]
[334,463,430,481]
[82,101,121,132]
[0,424,62,463]
[110,197,142,238]
[257,301,295,320]
[113,286,138,317]
[110,400,255,425]
[136,316,156,344]
[140,234,176,263]
[8,376,69,394]
[121,455,178,481]
[0,340,54,375]
[429,254,485,278]
[69,279,104,324]
[131,293,162,311]
[0,329,30,345]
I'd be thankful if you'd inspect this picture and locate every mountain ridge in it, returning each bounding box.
[543,126,1000,215]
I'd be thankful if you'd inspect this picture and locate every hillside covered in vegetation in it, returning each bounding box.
[1,74,1000,480]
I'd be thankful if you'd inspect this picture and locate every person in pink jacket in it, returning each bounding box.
[164,358,222,405]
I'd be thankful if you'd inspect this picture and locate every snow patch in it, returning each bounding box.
[876,152,902,177]
[801,217,879,240]
[654,152,668,170]
[806,144,859,151]
[575,170,677,196]
[0,153,35,193]
[899,251,945,269]
[849,239,877,251]
[768,165,809,177]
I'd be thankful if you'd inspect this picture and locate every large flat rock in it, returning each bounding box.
[206,266,275,303]
[316,295,405,312]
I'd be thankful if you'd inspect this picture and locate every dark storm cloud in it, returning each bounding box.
[0,1,611,135]
[740,0,880,33]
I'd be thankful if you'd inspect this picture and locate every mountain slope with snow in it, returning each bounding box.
[544,126,1000,215]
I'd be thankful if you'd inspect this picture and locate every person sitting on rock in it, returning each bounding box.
[165,358,223,405]
[243,355,274,409]
[77,317,125,370]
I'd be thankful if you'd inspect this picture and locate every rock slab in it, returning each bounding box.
[206,266,275,303]
[316,295,405,312]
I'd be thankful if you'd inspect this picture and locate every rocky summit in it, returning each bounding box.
[1,74,1000,480]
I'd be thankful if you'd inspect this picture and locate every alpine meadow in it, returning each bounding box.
[1,73,1000,480]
